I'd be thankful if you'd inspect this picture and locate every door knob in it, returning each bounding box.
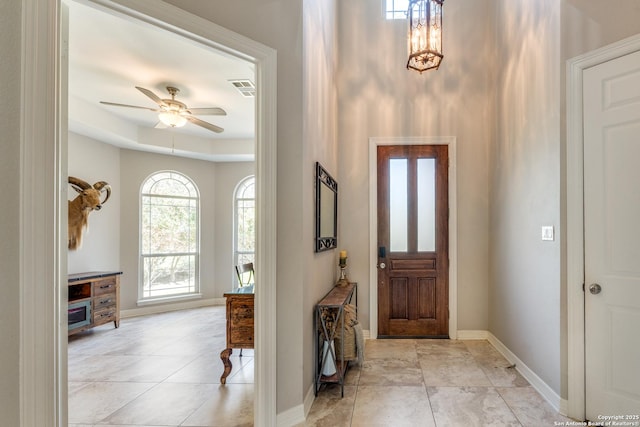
[589,283,602,295]
[379,262,386,269]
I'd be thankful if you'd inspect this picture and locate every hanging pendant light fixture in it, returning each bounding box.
[407,0,444,73]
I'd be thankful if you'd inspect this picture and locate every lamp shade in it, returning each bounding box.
[158,110,187,128]
[407,0,444,73]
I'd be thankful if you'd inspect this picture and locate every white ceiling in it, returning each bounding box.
[67,1,256,162]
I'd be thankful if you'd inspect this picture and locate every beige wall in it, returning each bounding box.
[490,0,562,395]
[68,133,121,274]
[336,0,494,332]
[0,0,22,423]
[214,163,256,292]
[303,0,339,404]
[562,0,640,61]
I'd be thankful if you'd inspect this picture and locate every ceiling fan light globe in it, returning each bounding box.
[158,111,187,128]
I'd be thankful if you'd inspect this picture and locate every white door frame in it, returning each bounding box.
[566,33,640,421]
[20,0,277,425]
[368,136,458,339]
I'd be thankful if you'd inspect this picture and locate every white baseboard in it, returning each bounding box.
[276,402,305,427]
[456,330,490,340]
[363,329,371,340]
[559,398,569,416]
[275,383,314,426]
[303,383,316,418]
[120,297,225,318]
[487,332,563,413]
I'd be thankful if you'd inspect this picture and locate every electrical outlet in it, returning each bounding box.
[542,226,554,241]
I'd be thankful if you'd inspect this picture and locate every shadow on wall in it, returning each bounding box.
[338,0,495,139]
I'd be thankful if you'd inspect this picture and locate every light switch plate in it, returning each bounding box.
[542,226,554,241]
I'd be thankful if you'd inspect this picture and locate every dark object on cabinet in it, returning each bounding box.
[235,262,255,288]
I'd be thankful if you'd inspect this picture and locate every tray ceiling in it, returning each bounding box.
[67,1,255,162]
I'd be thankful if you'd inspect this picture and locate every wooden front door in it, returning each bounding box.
[377,145,449,337]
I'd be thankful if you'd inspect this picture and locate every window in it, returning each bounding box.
[140,171,199,301]
[234,176,255,284]
[385,0,410,19]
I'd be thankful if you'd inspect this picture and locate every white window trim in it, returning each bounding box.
[139,171,201,302]
[233,175,256,287]
[384,0,410,20]
[137,293,203,307]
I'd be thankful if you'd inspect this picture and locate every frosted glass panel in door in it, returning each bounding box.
[389,159,408,252]
[417,158,436,251]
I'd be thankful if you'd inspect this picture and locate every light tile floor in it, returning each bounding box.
[69,306,573,426]
[306,339,575,427]
[68,306,253,427]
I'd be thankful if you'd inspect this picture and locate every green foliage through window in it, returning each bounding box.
[140,171,199,299]
[234,176,255,281]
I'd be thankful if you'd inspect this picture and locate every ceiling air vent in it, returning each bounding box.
[229,79,256,97]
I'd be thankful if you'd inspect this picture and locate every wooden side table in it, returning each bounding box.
[220,290,254,384]
[315,282,357,397]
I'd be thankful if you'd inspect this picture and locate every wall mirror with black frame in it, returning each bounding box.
[315,162,337,252]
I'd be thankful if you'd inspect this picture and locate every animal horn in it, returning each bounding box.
[93,181,112,205]
[68,176,91,193]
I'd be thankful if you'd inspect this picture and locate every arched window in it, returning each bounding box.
[234,175,255,284]
[140,171,200,301]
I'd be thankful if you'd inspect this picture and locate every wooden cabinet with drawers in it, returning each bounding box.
[68,271,122,335]
[220,290,254,384]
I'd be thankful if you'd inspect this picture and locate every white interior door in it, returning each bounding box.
[584,49,640,419]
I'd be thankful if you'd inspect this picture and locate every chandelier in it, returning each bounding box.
[407,0,444,73]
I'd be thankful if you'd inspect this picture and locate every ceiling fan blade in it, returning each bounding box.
[185,115,224,133]
[135,86,166,107]
[187,107,227,116]
[100,101,158,111]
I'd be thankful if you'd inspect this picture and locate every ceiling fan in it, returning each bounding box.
[100,86,226,133]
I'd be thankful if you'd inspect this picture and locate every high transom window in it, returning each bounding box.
[140,171,199,301]
[385,0,410,19]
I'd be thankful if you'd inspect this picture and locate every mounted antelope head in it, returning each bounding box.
[68,176,111,250]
